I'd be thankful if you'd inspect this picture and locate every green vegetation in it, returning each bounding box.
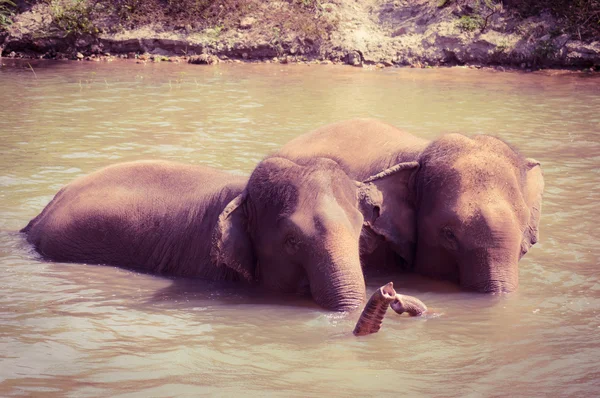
[445,1,500,33]
[109,0,337,47]
[270,26,284,56]
[457,15,483,32]
[495,39,510,53]
[32,0,338,47]
[443,0,599,40]
[506,0,600,40]
[532,38,558,64]
[272,1,336,46]
[295,0,323,9]
[110,0,231,27]
[439,0,495,9]
[0,0,16,31]
[49,0,99,37]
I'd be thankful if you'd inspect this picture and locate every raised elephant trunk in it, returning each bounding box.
[354,282,428,336]
[353,282,397,336]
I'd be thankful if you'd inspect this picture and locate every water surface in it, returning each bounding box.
[1,60,599,397]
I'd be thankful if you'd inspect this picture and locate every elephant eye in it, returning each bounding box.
[441,227,458,250]
[443,227,455,240]
[285,235,300,249]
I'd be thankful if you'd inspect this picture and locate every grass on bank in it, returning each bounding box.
[41,0,338,51]
[507,0,600,41]
[40,0,598,42]
[0,0,16,31]
[443,0,600,40]
[49,0,98,36]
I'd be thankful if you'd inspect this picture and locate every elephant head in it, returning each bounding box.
[355,161,420,266]
[407,134,544,293]
[349,133,544,294]
[211,156,395,311]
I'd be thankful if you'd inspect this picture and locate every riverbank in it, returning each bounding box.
[1,1,599,69]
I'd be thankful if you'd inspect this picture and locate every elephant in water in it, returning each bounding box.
[21,157,410,311]
[277,119,545,293]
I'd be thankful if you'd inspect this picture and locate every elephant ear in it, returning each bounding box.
[210,191,256,282]
[357,161,419,263]
[521,158,544,258]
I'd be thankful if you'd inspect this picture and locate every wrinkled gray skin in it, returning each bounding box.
[277,119,545,293]
[22,158,404,311]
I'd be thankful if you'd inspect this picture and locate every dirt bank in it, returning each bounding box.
[1,1,599,69]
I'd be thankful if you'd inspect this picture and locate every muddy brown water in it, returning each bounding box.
[0,60,599,397]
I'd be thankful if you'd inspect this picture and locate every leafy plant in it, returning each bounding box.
[439,0,496,8]
[457,15,483,31]
[295,0,322,9]
[0,0,16,30]
[495,39,510,53]
[269,26,284,56]
[49,0,99,37]
[165,0,212,18]
[504,0,600,41]
[533,38,557,65]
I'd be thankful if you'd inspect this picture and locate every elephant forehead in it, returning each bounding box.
[451,152,521,193]
[455,194,513,222]
[299,171,356,203]
[453,196,528,245]
[289,194,352,236]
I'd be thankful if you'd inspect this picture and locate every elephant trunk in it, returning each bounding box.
[303,217,367,311]
[353,282,396,336]
[461,248,520,294]
[390,294,428,316]
[309,264,366,311]
[307,241,366,312]
[468,277,518,294]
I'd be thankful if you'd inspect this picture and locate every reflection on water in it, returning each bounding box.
[1,60,599,396]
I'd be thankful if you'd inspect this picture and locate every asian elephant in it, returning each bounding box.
[21,157,408,311]
[276,119,545,293]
